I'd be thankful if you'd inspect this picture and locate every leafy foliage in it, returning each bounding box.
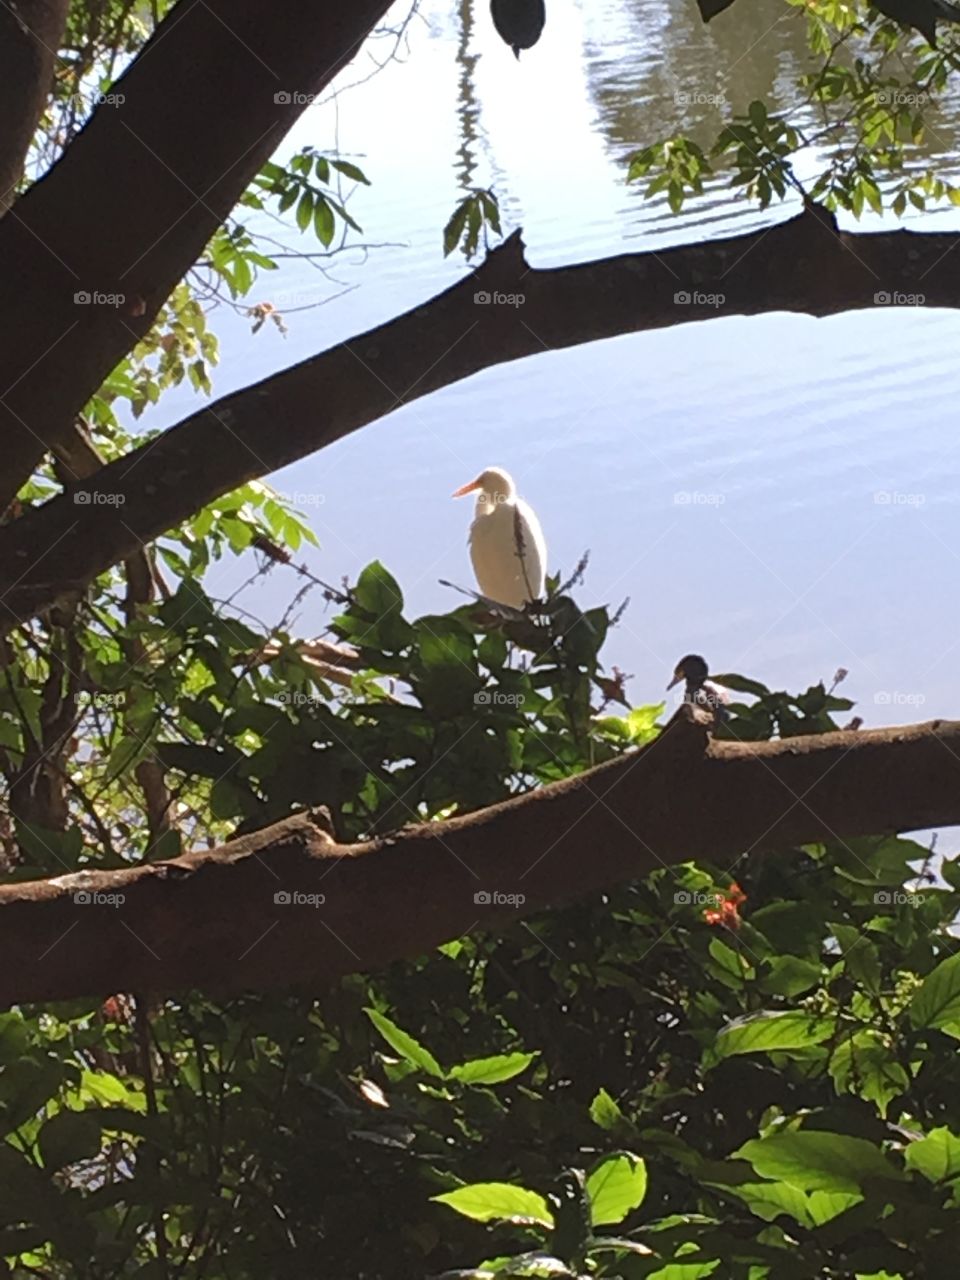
[0,540,957,1277]
[628,0,960,217]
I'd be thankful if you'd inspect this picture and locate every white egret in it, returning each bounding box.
[452,466,546,609]
[668,654,731,721]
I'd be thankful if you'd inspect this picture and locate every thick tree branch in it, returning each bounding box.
[0,0,392,510]
[1,713,958,1010]
[0,0,70,214]
[1,206,956,629]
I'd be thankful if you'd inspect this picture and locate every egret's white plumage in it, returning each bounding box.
[453,466,546,609]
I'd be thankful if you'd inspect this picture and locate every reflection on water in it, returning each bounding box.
[578,0,960,242]
[143,0,960,853]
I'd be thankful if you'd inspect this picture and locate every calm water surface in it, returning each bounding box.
[143,0,960,847]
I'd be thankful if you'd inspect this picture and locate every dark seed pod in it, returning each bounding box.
[490,0,546,58]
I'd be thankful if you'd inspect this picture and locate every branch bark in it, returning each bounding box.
[1,205,957,629]
[0,0,70,214]
[2,712,958,1011]
[0,0,392,510]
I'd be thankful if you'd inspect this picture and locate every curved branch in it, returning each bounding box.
[1,205,957,628]
[1,712,958,1010]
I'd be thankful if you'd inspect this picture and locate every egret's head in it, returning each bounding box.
[668,654,709,690]
[452,466,517,509]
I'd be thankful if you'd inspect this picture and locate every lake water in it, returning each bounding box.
[141,0,960,848]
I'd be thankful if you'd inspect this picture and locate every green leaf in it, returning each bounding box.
[716,1010,833,1058]
[364,1008,444,1078]
[313,195,335,246]
[448,1052,536,1084]
[758,955,823,997]
[736,1131,902,1194]
[905,1128,960,1183]
[354,560,404,620]
[585,1153,647,1226]
[910,951,960,1029]
[726,1180,859,1228]
[331,158,370,185]
[295,190,314,232]
[589,1088,623,1131]
[626,703,664,743]
[432,1182,554,1227]
[711,672,769,697]
[748,100,768,130]
[443,196,472,257]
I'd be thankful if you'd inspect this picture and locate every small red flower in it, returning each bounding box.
[704,882,747,931]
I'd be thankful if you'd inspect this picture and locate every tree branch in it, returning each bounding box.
[1,206,956,629]
[2,712,958,1010]
[0,0,70,214]
[0,0,393,510]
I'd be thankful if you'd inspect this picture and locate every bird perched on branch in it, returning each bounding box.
[453,466,546,609]
[668,654,731,722]
[490,0,546,57]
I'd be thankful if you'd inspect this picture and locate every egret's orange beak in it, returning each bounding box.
[667,671,683,690]
[452,477,482,498]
